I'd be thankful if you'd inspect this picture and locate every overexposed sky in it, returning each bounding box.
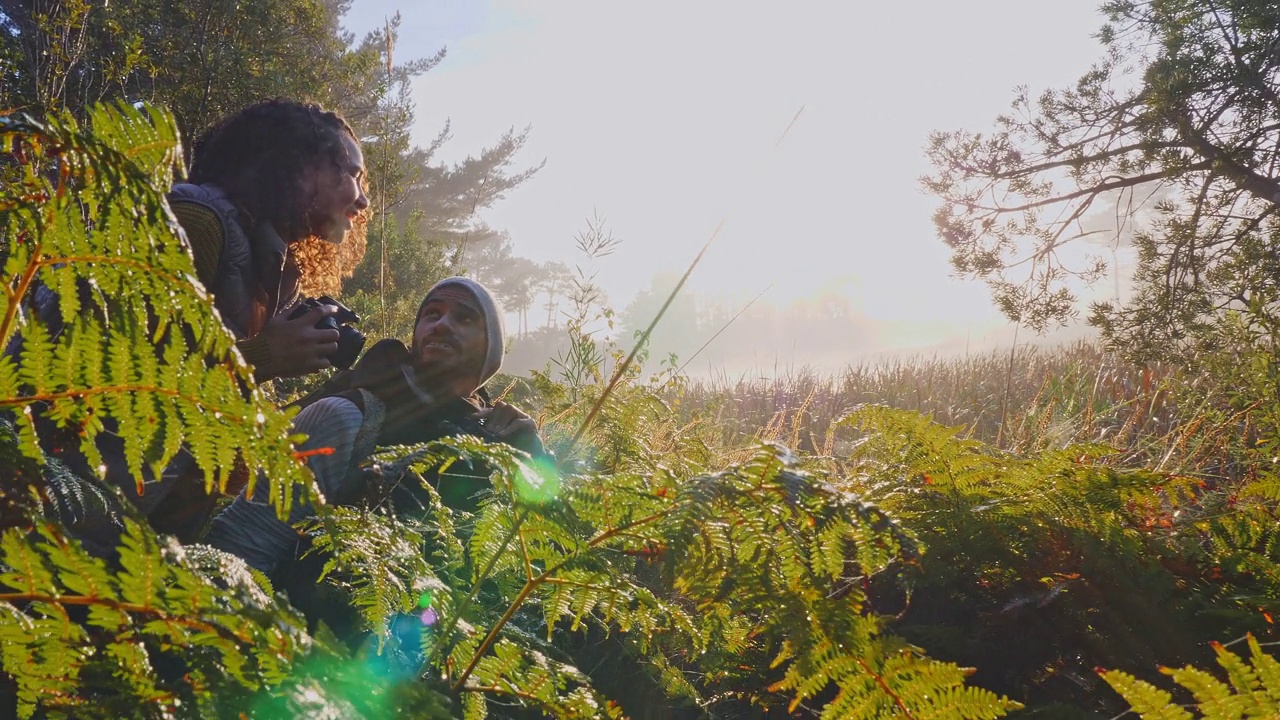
[345,1,1110,356]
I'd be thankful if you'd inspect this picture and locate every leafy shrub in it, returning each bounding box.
[0,103,1023,718]
[3,101,1278,720]
[1101,635,1280,719]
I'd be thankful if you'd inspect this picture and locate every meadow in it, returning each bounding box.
[550,340,1229,477]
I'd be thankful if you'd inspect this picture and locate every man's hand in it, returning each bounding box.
[477,401,544,455]
[250,304,340,380]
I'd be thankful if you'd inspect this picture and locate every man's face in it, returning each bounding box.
[305,133,369,244]
[412,286,488,395]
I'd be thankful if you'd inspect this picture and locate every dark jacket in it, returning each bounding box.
[296,338,547,513]
[277,339,550,644]
[167,182,301,343]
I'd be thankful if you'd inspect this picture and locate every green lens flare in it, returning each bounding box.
[514,456,561,505]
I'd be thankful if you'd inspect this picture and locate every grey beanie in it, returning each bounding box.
[418,276,504,387]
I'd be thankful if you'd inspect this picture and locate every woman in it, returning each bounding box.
[170,98,371,380]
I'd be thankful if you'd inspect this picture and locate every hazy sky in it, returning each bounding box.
[344,1,1109,355]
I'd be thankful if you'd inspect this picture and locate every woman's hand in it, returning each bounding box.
[249,304,340,380]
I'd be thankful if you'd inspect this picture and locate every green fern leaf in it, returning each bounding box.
[0,527,55,595]
[1101,669,1195,719]
[116,518,167,610]
[1245,635,1280,702]
[463,691,488,720]
[37,523,115,603]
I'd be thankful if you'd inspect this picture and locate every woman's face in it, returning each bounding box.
[305,133,369,244]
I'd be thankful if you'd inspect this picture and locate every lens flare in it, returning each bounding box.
[514,456,561,505]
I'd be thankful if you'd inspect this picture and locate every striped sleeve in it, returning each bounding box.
[290,396,366,500]
[236,334,275,381]
[171,200,224,287]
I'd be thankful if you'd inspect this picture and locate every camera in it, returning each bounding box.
[287,295,366,370]
[448,413,501,444]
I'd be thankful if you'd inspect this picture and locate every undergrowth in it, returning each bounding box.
[1,103,1279,719]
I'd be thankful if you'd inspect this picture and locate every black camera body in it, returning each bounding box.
[446,414,501,444]
[288,295,366,370]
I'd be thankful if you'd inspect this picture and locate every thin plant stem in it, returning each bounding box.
[673,283,772,378]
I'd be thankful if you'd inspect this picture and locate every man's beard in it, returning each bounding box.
[411,352,455,389]
[411,349,478,400]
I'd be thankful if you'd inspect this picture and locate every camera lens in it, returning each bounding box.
[285,297,364,370]
[330,325,366,370]
[314,316,341,333]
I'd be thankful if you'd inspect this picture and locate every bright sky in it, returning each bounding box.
[344,1,1108,357]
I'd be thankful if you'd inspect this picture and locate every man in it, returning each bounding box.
[204,276,545,579]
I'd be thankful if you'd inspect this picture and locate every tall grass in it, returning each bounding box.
[666,341,1253,482]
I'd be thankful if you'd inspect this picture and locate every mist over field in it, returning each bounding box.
[342,1,1115,376]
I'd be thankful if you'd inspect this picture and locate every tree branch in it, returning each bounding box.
[1177,113,1280,205]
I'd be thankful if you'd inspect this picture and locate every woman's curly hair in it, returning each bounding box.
[188,99,368,295]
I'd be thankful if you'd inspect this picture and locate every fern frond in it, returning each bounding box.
[0,520,301,716]
[1,101,312,517]
[1102,669,1197,719]
[303,506,443,638]
[464,638,620,719]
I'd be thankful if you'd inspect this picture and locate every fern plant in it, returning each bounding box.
[2,518,305,717]
[836,404,1280,716]
[1101,635,1280,718]
[283,392,1280,718]
[0,103,455,718]
[320,418,1021,719]
[0,102,311,512]
[0,514,453,718]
